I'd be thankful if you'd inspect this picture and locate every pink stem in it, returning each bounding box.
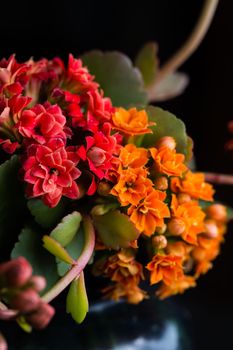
[204,172,233,185]
[41,216,95,304]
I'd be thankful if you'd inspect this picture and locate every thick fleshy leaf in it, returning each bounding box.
[0,156,27,260]
[93,210,139,249]
[82,51,148,107]
[27,199,66,229]
[135,42,158,87]
[66,272,89,324]
[50,211,82,247]
[147,72,189,102]
[11,227,58,292]
[42,236,73,264]
[139,106,189,158]
[57,228,85,276]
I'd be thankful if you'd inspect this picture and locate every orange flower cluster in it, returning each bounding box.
[101,249,147,304]
[96,107,228,303]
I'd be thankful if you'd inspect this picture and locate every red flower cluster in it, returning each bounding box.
[0,54,120,207]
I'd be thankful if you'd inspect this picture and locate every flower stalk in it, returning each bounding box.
[41,216,95,303]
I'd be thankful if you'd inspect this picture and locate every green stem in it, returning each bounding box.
[41,216,95,303]
[147,0,219,100]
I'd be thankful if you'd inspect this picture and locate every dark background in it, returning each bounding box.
[1,1,233,349]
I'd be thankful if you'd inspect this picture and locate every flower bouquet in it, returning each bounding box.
[0,2,229,346]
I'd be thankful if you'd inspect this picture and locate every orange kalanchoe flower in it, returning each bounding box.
[112,107,154,136]
[150,146,187,177]
[156,276,196,299]
[128,189,170,236]
[146,254,184,285]
[102,281,147,304]
[170,194,205,244]
[171,171,214,201]
[104,249,144,284]
[118,144,149,169]
[111,168,152,206]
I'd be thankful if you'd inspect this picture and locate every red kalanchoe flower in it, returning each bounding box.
[86,89,115,122]
[22,138,81,207]
[78,123,118,179]
[17,104,67,143]
[0,55,29,95]
[65,54,98,92]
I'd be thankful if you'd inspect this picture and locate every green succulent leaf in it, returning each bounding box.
[66,272,89,324]
[0,156,27,260]
[11,227,58,292]
[57,228,85,277]
[93,210,139,249]
[43,236,73,264]
[82,51,148,108]
[27,199,66,229]
[50,211,82,247]
[135,42,158,87]
[139,106,189,158]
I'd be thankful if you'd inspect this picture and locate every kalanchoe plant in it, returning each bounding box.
[0,1,228,346]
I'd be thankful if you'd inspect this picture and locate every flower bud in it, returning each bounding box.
[6,257,33,288]
[30,276,46,292]
[87,147,106,166]
[203,220,219,239]
[0,257,32,288]
[177,193,191,204]
[156,136,176,150]
[97,181,111,196]
[26,303,55,330]
[192,247,206,262]
[167,218,186,236]
[0,333,7,350]
[166,242,187,257]
[206,204,227,221]
[152,235,167,249]
[154,176,168,190]
[10,289,40,313]
[155,224,167,235]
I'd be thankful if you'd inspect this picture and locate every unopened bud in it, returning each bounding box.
[0,333,7,350]
[97,181,111,196]
[26,303,55,330]
[203,220,219,239]
[207,204,227,221]
[87,147,106,166]
[155,224,167,235]
[166,242,187,257]
[152,235,167,249]
[30,276,46,292]
[0,257,32,288]
[91,204,110,216]
[167,218,186,236]
[192,247,206,262]
[154,176,168,190]
[10,289,40,313]
[157,136,176,150]
[177,193,191,204]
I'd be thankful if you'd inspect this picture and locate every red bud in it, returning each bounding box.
[0,257,32,288]
[0,333,7,350]
[26,303,55,329]
[10,289,40,313]
[30,276,46,292]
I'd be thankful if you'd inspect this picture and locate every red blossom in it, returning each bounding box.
[22,138,81,207]
[17,104,66,143]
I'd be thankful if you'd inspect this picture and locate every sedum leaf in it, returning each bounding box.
[139,106,189,158]
[42,236,73,264]
[27,198,66,229]
[93,210,139,249]
[82,51,148,108]
[56,228,85,277]
[135,42,159,87]
[66,272,89,324]
[50,211,82,247]
[11,227,58,292]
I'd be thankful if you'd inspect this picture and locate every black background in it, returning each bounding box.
[1,1,233,349]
